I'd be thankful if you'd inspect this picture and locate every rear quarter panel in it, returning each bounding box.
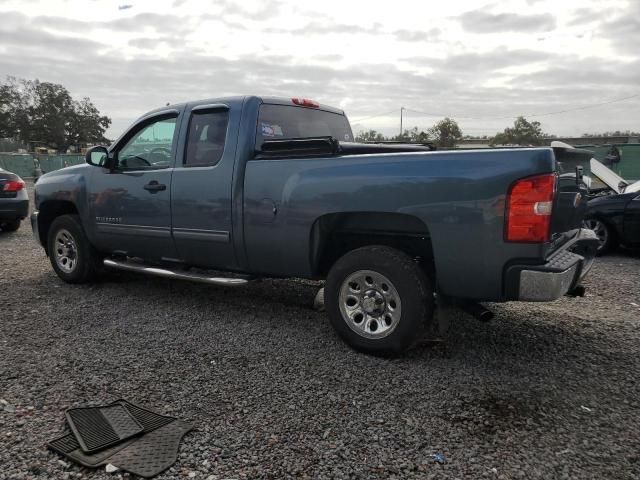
[243,148,556,300]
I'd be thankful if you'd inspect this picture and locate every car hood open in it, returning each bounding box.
[589,158,640,194]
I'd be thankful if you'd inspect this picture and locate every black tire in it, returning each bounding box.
[583,218,617,255]
[325,245,434,356]
[47,214,100,283]
[0,219,20,232]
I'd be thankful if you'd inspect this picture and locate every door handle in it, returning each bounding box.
[144,181,166,193]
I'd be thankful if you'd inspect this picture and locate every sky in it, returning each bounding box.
[0,0,638,139]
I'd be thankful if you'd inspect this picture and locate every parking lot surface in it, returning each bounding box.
[1,185,639,479]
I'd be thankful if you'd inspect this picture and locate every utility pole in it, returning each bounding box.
[400,106,405,137]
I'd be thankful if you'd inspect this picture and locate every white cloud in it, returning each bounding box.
[0,0,637,138]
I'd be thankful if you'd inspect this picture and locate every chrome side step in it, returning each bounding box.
[103,258,249,287]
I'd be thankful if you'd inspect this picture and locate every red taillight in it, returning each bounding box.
[292,97,319,108]
[2,180,25,192]
[505,173,556,243]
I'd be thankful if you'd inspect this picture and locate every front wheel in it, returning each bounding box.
[325,246,434,356]
[47,214,100,283]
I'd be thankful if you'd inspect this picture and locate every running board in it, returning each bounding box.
[103,258,249,286]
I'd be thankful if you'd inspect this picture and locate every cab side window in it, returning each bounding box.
[118,117,177,170]
[184,110,229,167]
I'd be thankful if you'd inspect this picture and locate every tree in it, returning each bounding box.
[0,77,111,151]
[0,77,28,140]
[67,97,112,148]
[28,80,75,149]
[491,116,545,146]
[581,130,640,137]
[428,117,462,148]
[355,129,386,142]
[391,127,431,143]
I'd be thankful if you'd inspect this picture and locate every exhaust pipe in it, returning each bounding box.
[459,302,494,322]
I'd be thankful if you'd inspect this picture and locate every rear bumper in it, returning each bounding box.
[505,228,599,301]
[0,193,29,220]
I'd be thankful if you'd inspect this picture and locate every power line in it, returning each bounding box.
[350,109,398,123]
[523,92,640,118]
[403,92,640,121]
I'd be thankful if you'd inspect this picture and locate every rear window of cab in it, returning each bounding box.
[256,104,353,149]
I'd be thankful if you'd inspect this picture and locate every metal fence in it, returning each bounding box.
[0,153,84,178]
[576,144,640,180]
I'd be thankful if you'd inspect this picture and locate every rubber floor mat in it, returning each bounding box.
[47,399,188,475]
[65,403,143,453]
[48,433,136,467]
[106,420,192,478]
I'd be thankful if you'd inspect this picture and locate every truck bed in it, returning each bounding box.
[243,147,563,300]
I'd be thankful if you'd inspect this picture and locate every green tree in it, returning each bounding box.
[490,116,545,146]
[355,129,386,142]
[67,97,112,148]
[0,77,111,151]
[0,77,28,140]
[391,126,431,143]
[28,80,75,149]
[428,117,462,148]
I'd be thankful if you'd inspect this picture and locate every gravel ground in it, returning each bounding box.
[1,183,639,480]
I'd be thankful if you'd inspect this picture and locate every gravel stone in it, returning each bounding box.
[0,182,639,479]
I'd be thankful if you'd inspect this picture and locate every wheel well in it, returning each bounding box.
[310,212,435,279]
[38,201,78,251]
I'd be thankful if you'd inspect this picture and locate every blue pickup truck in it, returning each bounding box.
[31,96,598,355]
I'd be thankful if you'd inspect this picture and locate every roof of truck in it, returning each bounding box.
[145,95,345,117]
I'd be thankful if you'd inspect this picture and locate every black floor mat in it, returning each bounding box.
[65,403,143,453]
[48,399,190,477]
[106,420,192,478]
[48,433,137,468]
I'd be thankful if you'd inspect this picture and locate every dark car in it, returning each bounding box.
[0,167,28,232]
[583,159,640,254]
[584,191,640,253]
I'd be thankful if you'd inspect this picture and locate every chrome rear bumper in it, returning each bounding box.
[507,229,599,302]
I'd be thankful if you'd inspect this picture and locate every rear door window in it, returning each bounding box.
[256,104,353,149]
[184,110,229,167]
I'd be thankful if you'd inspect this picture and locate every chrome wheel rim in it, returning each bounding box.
[338,270,401,340]
[583,219,607,250]
[54,229,78,273]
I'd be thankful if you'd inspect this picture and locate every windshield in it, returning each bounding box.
[256,104,353,149]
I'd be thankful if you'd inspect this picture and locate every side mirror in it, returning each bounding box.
[86,146,109,167]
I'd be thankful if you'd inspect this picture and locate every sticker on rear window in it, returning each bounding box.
[261,122,283,137]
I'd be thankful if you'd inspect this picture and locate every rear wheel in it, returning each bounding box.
[47,214,100,283]
[0,219,20,232]
[583,218,617,255]
[325,245,433,356]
